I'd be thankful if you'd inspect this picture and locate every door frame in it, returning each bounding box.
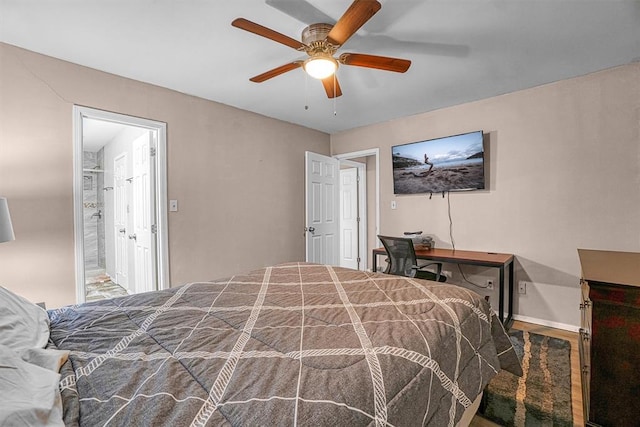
[333,148,380,272]
[338,159,367,271]
[72,106,170,303]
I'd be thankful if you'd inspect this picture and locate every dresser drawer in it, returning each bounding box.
[588,282,640,426]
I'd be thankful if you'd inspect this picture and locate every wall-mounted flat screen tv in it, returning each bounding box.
[392,130,485,194]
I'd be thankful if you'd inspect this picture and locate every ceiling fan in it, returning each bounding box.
[232,0,411,98]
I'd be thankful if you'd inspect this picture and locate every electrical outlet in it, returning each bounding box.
[486,279,494,290]
[391,201,397,210]
[518,281,528,294]
[442,270,452,278]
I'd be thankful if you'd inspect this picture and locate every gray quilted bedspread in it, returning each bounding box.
[48,263,521,426]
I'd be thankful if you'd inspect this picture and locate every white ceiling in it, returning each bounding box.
[1,0,639,134]
[82,119,131,152]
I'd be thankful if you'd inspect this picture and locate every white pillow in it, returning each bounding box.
[0,286,50,351]
[19,347,70,373]
[0,344,64,427]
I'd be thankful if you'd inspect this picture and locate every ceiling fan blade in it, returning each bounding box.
[232,18,306,50]
[250,62,303,83]
[339,53,411,73]
[321,76,343,98]
[326,0,381,46]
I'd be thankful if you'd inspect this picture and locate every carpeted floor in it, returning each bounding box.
[481,329,573,427]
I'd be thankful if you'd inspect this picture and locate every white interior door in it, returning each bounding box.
[132,132,157,293]
[114,153,128,289]
[305,151,340,265]
[339,167,359,270]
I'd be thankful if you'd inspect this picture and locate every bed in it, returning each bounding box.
[3,262,521,426]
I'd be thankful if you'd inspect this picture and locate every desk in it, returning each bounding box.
[372,247,515,327]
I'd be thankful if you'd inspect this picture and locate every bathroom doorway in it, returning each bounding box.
[73,106,169,303]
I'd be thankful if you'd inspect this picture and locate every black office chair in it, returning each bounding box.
[377,235,446,282]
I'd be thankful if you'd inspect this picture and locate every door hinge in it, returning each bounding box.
[151,224,157,234]
[150,146,157,157]
[357,257,361,263]
[357,216,361,223]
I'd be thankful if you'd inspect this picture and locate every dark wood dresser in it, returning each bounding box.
[578,249,640,427]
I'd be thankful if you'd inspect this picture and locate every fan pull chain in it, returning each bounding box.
[304,72,309,110]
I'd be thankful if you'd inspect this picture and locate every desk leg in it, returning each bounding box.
[372,252,378,273]
[498,266,505,324]
[506,260,514,329]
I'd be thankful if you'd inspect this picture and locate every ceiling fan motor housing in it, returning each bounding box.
[302,23,335,49]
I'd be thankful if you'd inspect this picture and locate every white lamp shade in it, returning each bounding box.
[0,197,15,243]
[304,56,338,80]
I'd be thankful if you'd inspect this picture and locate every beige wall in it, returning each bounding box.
[0,43,330,308]
[331,63,640,329]
[2,41,637,328]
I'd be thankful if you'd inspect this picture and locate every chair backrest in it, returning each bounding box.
[378,235,419,278]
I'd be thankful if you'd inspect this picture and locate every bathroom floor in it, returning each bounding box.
[85,271,129,302]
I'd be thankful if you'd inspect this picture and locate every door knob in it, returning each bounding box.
[119,228,126,233]
[307,227,315,234]
[128,234,137,241]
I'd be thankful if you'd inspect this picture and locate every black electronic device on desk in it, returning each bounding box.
[403,231,434,250]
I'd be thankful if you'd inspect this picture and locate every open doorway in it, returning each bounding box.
[304,149,379,271]
[335,149,380,272]
[73,106,169,303]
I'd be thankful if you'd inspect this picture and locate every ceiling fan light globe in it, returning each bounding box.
[304,56,338,80]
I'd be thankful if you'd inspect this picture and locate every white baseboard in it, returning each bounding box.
[512,314,580,333]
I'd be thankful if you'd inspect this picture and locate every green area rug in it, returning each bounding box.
[481,330,573,426]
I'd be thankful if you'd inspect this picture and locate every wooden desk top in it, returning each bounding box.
[373,247,514,266]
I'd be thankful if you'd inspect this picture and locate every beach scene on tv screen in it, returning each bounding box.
[392,132,485,194]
